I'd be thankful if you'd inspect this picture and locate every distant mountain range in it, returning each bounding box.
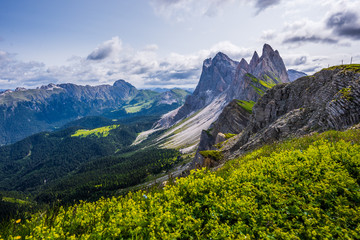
[287,69,307,81]
[0,81,190,145]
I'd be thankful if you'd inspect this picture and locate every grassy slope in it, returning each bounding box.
[237,100,256,114]
[71,125,120,138]
[4,128,360,239]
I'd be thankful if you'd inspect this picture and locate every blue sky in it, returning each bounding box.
[0,0,359,89]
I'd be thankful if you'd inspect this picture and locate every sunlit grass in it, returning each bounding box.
[71,125,120,138]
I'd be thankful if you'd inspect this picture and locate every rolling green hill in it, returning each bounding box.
[2,128,359,239]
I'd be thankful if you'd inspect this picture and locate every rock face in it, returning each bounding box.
[154,44,289,149]
[221,65,360,160]
[287,69,307,82]
[156,52,239,128]
[191,99,252,168]
[0,80,189,145]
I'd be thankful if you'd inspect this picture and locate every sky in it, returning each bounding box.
[0,0,360,90]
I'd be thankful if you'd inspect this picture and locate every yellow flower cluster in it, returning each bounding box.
[8,130,360,239]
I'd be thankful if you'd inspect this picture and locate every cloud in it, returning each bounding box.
[326,11,360,40]
[293,56,307,65]
[150,0,280,20]
[283,35,338,44]
[278,1,360,46]
[87,37,122,61]
[0,37,256,89]
[261,29,276,40]
[254,0,281,14]
[143,44,159,52]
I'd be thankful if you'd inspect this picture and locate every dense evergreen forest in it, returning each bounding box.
[0,115,186,226]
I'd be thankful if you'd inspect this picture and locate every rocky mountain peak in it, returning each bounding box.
[238,58,249,72]
[213,52,233,63]
[261,43,274,57]
[249,51,260,70]
[113,79,134,88]
[251,44,289,83]
[154,44,289,142]
[193,52,238,96]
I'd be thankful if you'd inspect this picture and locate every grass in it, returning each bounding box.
[237,100,256,114]
[199,150,223,161]
[2,197,31,206]
[71,125,120,138]
[325,64,360,73]
[224,133,236,139]
[124,100,155,113]
[338,87,354,101]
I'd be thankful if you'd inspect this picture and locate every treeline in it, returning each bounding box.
[0,115,184,220]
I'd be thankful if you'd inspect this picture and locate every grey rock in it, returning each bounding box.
[191,99,251,169]
[222,66,360,159]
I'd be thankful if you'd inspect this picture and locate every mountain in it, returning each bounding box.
[148,44,289,150]
[149,87,194,93]
[0,81,189,145]
[191,64,360,168]
[287,69,307,81]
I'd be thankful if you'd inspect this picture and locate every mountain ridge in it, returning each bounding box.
[0,80,189,145]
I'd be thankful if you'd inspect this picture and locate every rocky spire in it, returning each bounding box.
[238,58,249,72]
[251,43,289,83]
[249,51,260,71]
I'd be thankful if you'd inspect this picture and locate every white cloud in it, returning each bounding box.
[0,37,255,89]
[86,37,122,61]
[150,0,281,20]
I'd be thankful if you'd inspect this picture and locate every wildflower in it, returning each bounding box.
[15,219,21,224]
[143,194,148,199]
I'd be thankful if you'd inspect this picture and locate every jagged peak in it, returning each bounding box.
[15,87,27,92]
[213,52,232,63]
[262,43,275,56]
[238,58,249,71]
[113,79,135,89]
[249,51,260,68]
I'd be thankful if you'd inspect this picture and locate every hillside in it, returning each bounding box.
[0,115,185,204]
[3,128,360,239]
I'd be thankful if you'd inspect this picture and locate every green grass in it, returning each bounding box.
[247,73,276,89]
[338,87,354,101]
[199,150,224,161]
[237,100,256,114]
[325,64,360,73]
[71,125,120,138]
[2,197,31,206]
[5,128,360,239]
[224,133,236,139]
[124,100,155,113]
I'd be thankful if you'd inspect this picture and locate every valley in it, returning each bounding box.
[0,45,360,239]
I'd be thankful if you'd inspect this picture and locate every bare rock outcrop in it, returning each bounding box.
[222,65,360,159]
